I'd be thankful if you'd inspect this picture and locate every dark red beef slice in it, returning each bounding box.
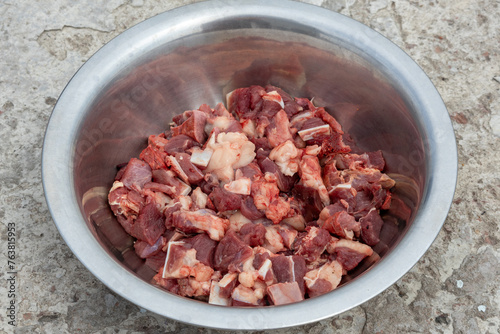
[247,85,266,114]
[209,187,242,212]
[388,196,412,222]
[140,145,167,170]
[199,173,219,195]
[251,137,272,153]
[151,169,189,197]
[353,190,374,218]
[238,161,264,181]
[121,158,152,191]
[171,110,207,144]
[292,184,323,220]
[258,157,296,193]
[146,251,167,272]
[294,227,331,263]
[371,187,390,209]
[328,186,356,212]
[222,120,244,133]
[162,228,178,241]
[265,84,302,118]
[227,87,251,118]
[315,107,343,134]
[143,182,176,198]
[151,168,174,185]
[108,186,128,216]
[336,151,385,171]
[240,196,265,220]
[259,99,282,119]
[270,255,293,283]
[359,209,384,246]
[294,97,314,111]
[255,147,271,162]
[319,207,359,239]
[308,132,350,158]
[183,233,217,267]
[335,153,368,170]
[134,236,166,259]
[366,150,385,170]
[174,153,204,184]
[334,247,368,271]
[350,169,385,188]
[131,203,166,245]
[270,254,306,296]
[214,230,253,273]
[164,202,183,228]
[276,225,298,249]
[299,117,327,131]
[239,223,266,247]
[228,86,266,120]
[163,134,199,155]
[265,110,293,147]
[253,252,271,270]
[307,278,333,298]
[172,112,189,126]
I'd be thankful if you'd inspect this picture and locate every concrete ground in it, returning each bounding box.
[0,0,499,333]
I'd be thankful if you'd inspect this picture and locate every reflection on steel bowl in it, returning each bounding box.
[42,0,457,330]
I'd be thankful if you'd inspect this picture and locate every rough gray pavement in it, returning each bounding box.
[0,0,499,333]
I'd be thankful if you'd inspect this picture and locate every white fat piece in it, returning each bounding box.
[298,124,331,141]
[224,177,251,195]
[257,258,273,281]
[262,90,284,109]
[162,241,199,279]
[208,282,231,306]
[190,147,213,167]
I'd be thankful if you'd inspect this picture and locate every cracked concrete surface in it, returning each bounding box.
[1,0,499,333]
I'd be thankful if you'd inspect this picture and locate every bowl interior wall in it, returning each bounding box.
[74,30,425,283]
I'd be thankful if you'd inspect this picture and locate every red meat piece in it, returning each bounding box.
[121,158,152,191]
[163,134,199,154]
[184,233,217,267]
[294,227,331,263]
[359,209,384,246]
[208,187,242,212]
[270,254,306,296]
[213,230,253,273]
[131,203,166,246]
[334,247,369,271]
[171,110,207,144]
[239,223,266,247]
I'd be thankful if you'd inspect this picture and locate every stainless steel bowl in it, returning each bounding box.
[42,0,457,330]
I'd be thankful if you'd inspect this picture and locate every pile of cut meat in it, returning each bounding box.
[108,85,398,306]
